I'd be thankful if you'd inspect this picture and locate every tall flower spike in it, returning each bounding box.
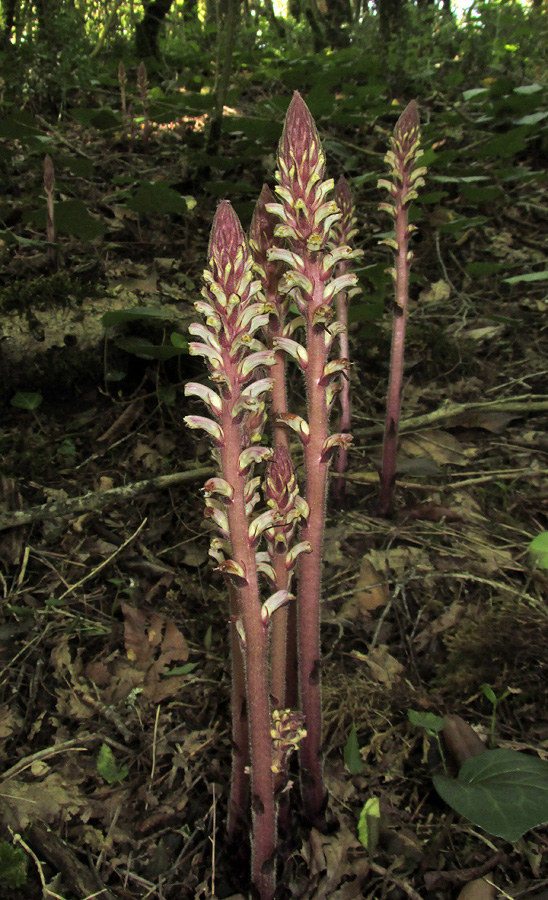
[250,185,292,454]
[331,176,363,501]
[378,100,426,518]
[263,445,310,710]
[268,93,359,828]
[184,201,277,900]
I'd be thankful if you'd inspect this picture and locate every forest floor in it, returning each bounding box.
[1,83,548,900]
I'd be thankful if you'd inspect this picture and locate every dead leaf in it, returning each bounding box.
[419,280,451,304]
[443,715,486,767]
[400,429,468,466]
[463,325,505,343]
[414,600,464,652]
[369,546,430,577]
[0,773,86,831]
[303,823,367,898]
[456,878,496,900]
[351,645,404,686]
[339,559,389,620]
[132,441,163,472]
[0,705,23,739]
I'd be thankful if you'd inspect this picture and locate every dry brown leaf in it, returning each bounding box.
[443,715,486,767]
[303,823,367,899]
[0,706,23,739]
[456,878,496,900]
[351,645,404,686]
[369,546,430,577]
[449,411,518,433]
[418,280,451,304]
[414,600,464,652]
[0,773,86,831]
[463,325,505,343]
[339,558,389,620]
[400,429,468,466]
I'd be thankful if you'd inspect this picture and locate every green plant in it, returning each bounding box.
[528,531,548,570]
[408,708,447,771]
[481,682,511,748]
[433,749,548,842]
[409,707,548,842]
[97,742,129,784]
[357,796,381,856]
[0,841,27,889]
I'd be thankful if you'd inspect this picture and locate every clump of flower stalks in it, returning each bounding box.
[184,92,423,899]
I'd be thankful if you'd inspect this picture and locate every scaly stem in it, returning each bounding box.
[250,187,292,710]
[378,198,410,517]
[378,101,426,517]
[332,176,362,501]
[227,587,248,845]
[185,202,283,898]
[297,270,330,824]
[267,93,358,826]
[220,406,276,898]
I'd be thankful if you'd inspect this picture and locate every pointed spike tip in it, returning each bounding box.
[209,200,246,258]
[281,91,320,160]
[394,99,420,143]
[249,184,277,250]
[334,175,352,213]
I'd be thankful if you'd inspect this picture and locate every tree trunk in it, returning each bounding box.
[135,0,174,57]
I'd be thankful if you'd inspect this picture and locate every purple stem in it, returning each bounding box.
[378,100,425,517]
[297,266,331,825]
[378,199,409,517]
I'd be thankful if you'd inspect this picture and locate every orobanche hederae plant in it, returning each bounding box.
[184,92,422,900]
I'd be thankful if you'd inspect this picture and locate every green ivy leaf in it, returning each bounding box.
[433,749,548,842]
[528,532,548,569]
[97,743,129,784]
[55,199,104,240]
[127,182,192,215]
[357,797,381,855]
[408,709,446,734]
[102,307,175,327]
[10,392,43,411]
[113,336,186,361]
[344,723,363,775]
[170,332,189,350]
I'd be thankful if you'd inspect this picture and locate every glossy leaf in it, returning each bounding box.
[433,749,548,842]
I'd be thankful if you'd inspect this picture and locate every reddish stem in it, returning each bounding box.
[227,588,249,845]
[297,263,330,827]
[220,408,276,900]
[378,197,409,518]
[332,272,351,501]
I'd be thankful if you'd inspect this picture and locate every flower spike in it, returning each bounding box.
[377,100,426,517]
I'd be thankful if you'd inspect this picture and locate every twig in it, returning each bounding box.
[357,395,548,438]
[9,829,65,900]
[0,737,101,784]
[0,467,215,532]
[57,518,147,601]
[370,861,426,900]
[350,467,548,490]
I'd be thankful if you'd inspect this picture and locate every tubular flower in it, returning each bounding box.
[263,445,310,576]
[184,200,278,900]
[377,99,427,285]
[377,100,427,519]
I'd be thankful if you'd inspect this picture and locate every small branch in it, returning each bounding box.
[370,861,426,900]
[0,467,215,532]
[357,396,548,439]
[1,736,102,784]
